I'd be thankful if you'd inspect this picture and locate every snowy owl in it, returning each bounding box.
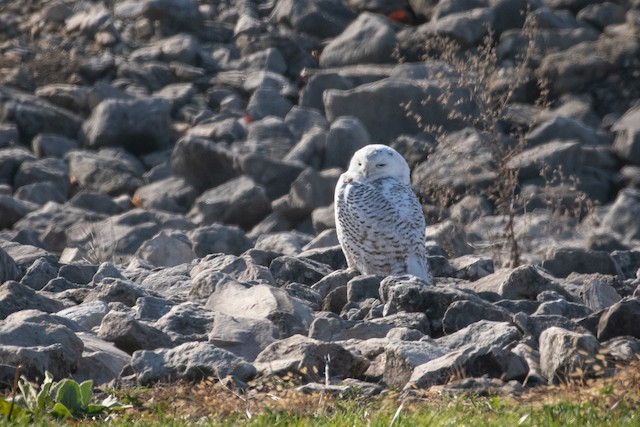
[334,144,432,283]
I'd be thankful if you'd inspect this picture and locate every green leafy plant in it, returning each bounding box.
[0,371,129,421]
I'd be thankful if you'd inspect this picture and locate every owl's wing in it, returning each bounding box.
[335,177,429,279]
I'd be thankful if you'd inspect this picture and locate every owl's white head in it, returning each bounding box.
[346,144,411,185]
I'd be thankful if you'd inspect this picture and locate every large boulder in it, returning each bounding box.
[0,86,83,141]
[254,334,369,379]
[83,98,173,154]
[170,135,239,192]
[383,340,447,389]
[406,343,527,389]
[0,281,64,320]
[539,327,601,384]
[0,310,84,380]
[135,231,197,267]
[153,302,216,344]
[600,189,640,243]
[324,79,474,143]
[188,176,271,230]
[597,297,640,341]
[412,128,496,197]
[74,332,131,386]
[0,247,20,284]
[126,342,255,386]
[319,13,397,67]
[97,310,174,354]
[208,313,279,362]
[66,149,144,196]
[271,0,356,39]
[205,281,314,338]
[461,265,575,301]
[613,105,640,165]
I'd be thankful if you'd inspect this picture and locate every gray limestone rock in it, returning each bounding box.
[14,157,69,196]
[538,35,637,95]
[135,231,197,268]
[57,300,110,330]
[0,281,65,320]
[66,208,194,260]
[442,299,513,334]
[407,344,527,389]
[437,320,522,352]
[126,342,255,386]
[0,310,85,380]
[83,98,173,154]
[269,255,333,287]
[0,86,83,141]
[191,253,275,287]
[0,242,57,275]
[600,189,640,243]
[154,302,216,344]
[188,224,252,258]
[246,87,293,120]
[254,334,369,380]
[170,135,239,192]
[384,340,447,389]
[533,298,593,319]
[132,177,197,214]
[66,149,144,196]
[208,312,278,362]
[427,8,496,47]
[97,310,173,354]
[255,231,314,256]
[189,175,271,230]
[597,297,640,341]
[460,265,575,301]
[237,154,305,200]
[613,105,640,165]
[0,247,20,283]
[134,296,174,321]
[541,248,621,278]
[0,195,38,229]
[412,128,495,197]
[35,83,91,115]
[282,168,341,218]
[325,79,474,144]
[449,255,494,281]
[240,117,296,161]
[539,326,601,384]
[20,257,59,291]
[323,116,371,170]
[284,106,329,140]
[84,278,147,307]
[271,0,356,39]
[309,316,396,342]
[14,182,66,205]
[610,251,640,280]
[74,331,130,386]
[320,13,397,67]
[380,275,482,334]
[0,146,37,184]
[205,280,314,338]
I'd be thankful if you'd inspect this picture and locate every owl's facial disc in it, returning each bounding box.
[359,151,390,178]
[348,145,410,184]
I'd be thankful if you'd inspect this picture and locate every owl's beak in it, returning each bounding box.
[360,165,369,178]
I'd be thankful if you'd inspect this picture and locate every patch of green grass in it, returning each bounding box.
[113,398,637,427]
[13,393,634,427]
[1,396,639,427]
[4,361,640,426]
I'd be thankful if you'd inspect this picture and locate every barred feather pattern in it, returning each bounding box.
[334,145,432,283]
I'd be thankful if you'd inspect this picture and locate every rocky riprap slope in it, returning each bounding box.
[0,0,640,395]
